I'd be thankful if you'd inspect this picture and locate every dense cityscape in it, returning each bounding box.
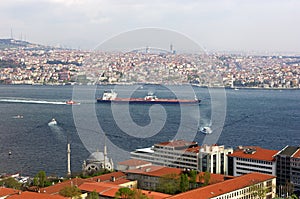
[0,39,299,88]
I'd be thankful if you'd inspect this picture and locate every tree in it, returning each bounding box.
[189,170,197,189]
[59,186,81,198]
[250,184,268,199]
[156,173,180,194]
[0,177,21,189]
[203,171,210,186]
[115,187,134,199]
[33,170,47,187]
[87,190,99,199]
[179,174,189,192]
[115,188,149,199]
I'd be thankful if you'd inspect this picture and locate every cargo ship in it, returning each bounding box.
[96,90,201,104]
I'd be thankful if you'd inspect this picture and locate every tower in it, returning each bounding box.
[67,143,71,176]
[104,136,107,170]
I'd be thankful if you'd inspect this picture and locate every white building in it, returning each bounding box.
[228,146,278,176]
[130,140,233,174]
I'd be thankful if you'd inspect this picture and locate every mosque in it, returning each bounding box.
[82,144,114,175]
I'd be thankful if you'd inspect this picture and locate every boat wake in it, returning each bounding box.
[0,98,66,105]
[48,122,67,142]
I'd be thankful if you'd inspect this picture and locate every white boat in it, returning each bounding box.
[12,115,23,119]
[48,118,57,126]
[198,126,212,134]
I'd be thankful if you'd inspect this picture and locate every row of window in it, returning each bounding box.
[236,167,273,174]
[236,162,273,170]
[235,157,273,165]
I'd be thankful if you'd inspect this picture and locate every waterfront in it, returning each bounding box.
[0,85,299,177]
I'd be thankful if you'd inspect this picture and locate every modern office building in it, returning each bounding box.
[130,140,233,174]
[275,145,300,194]
[227,146,278,177]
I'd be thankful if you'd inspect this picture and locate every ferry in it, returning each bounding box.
[96,90,201,104]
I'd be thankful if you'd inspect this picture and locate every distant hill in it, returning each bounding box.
[0,38,54,50]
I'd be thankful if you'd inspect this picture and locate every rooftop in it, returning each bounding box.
[156,140,198,148]
[228,146,278,161]
[126,165,182,177]
[7,191,67,199]
[0,187,19,197]
[118,159,152,167]
[277,145,300,157]
[168,172,275,199]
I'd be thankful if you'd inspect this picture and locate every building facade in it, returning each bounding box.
[228,146,278,177]
[130,140,233,174]
[275,145,300,195]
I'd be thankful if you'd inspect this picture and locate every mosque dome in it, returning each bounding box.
[87,151,105,163]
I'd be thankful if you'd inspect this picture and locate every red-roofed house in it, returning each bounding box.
[0,187,19,198]
[228,146,278,176]
[6,191,67,199]
[168,172,276,199]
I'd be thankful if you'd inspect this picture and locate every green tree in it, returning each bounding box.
[33,170,47,187]
[179,174,189,192]
[189,170,198,189]
[87,190,99,199]
[250,184,268,199]
[114,187,134,199]
[0,177,21,189]
[156,173,180,194]
[59,186,81,198]
[203,171,210,186]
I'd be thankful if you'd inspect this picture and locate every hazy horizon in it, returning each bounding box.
[1,0,300,53]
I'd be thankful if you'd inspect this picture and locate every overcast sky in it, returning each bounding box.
[0,0,300,52]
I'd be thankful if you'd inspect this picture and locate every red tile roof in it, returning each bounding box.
[88,171,126,182]
[118,159,151,166]
[7,191,67,199]
[79,182,170,199]
[228,146,278,161]
[0,187,19,197]
[293,149,300,158]
[126,166,182,177]
[196,172,225,184]
[168,172,275,199]
[40,178,89,195]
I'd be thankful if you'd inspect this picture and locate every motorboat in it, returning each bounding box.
[48,118,57,126]
[66,100,80,105]
[198,126,212,134]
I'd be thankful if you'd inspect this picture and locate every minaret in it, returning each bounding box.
[67,143,71,176]
[103,136,107,170]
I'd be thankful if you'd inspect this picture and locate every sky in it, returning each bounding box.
[0,0,300,52]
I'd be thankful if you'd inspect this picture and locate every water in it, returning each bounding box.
[0,85,299,177]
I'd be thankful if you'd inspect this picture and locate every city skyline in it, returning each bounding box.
[0,0,300,52]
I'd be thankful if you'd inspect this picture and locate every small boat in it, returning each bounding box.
[66,100,80,105]
[198,126,212,134]
[48,118,57,126]
[13,115,23,119]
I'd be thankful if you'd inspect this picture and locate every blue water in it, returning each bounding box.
[0,85,299,176]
